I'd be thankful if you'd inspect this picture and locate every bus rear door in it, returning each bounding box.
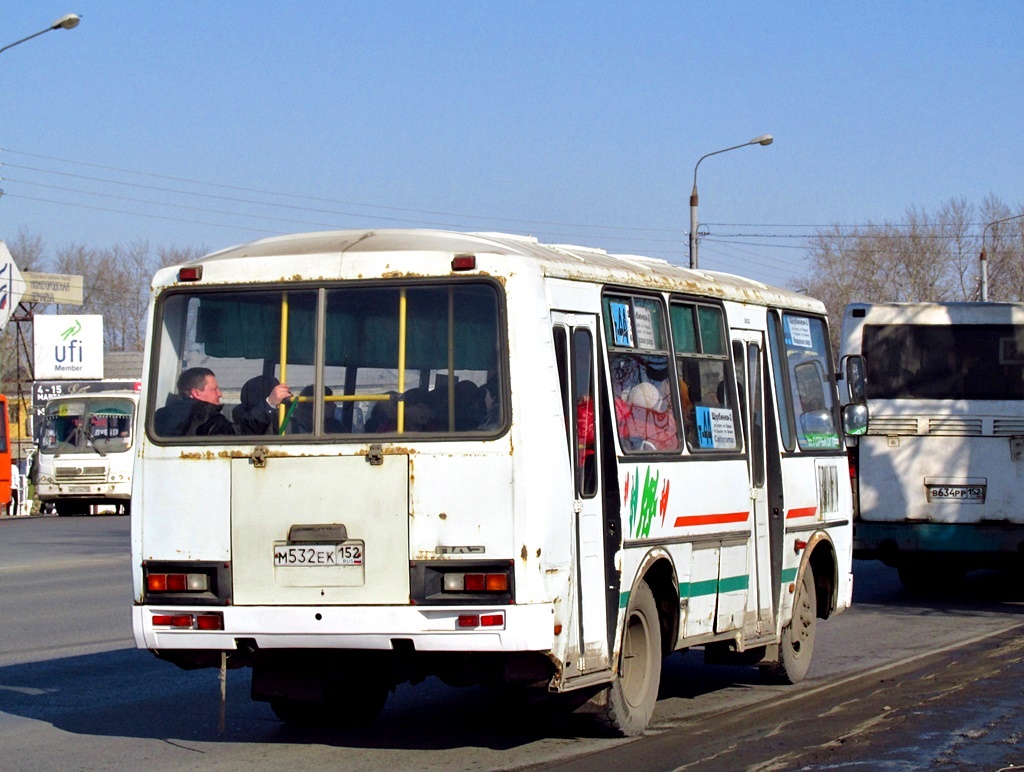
[553,312,613,677]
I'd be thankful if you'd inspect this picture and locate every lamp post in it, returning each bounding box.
[979,212,1024,302]
[689,134,773,270]
[0,13,81,57]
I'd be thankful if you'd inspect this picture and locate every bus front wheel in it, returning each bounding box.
[762,567,816,684]
[602,580,662,736]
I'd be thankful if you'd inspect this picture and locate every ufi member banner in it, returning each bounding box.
[33,314,105,380]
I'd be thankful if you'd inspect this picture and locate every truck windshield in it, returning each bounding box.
[40,398,135,455]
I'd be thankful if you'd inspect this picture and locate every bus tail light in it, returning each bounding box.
[411,561,514,605]
[451,254,476,271]
[152,614,195,628]
[147,573,210,593]
[151,612,223,630]
[444,572,509,593]
[457,612,504,629]
[178,266,203,282]
[196,613,224,630]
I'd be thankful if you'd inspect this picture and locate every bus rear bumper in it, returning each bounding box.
[854,521,1024,564]
[133,603,557,655]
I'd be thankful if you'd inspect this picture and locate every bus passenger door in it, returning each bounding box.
[553,313,611,676]
[734,337,775,633]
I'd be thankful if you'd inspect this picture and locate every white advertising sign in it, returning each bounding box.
[0,241,25,326]
[33,315,105,380]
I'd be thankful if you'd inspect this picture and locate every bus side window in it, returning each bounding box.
[777,314,841,451]
[553,325,572,457]
[767,313,795,451]
[572,328,597,497]
[604,294,680,454]
[670,301,739,452]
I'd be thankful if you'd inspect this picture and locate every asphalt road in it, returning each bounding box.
[1,514,1023,770]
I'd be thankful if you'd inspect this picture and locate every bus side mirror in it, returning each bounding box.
[842,403,868,436]
[841,355,867,404]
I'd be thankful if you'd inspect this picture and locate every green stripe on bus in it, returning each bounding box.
[718,575,749,593]
[623,574,753,610]
[781,567,798,583]
[678,575,749,598]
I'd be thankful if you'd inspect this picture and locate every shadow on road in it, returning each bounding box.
[3,560,1023,751]
[0,648,615,749]
[853,559,1024,613]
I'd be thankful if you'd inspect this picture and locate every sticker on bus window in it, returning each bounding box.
[610,301,634,347]
[695,406,736,448]
[999,336,1024,365]
[785,317,814,349]
[634,306,657,350]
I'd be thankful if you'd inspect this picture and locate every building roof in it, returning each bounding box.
[2,350,143,391]
[103,351,144,380]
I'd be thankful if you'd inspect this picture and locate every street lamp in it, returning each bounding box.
[0,13,81,57]
[689,134,773,270]
[979,212,1024,302]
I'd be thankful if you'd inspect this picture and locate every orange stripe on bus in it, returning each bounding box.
[786,507,818,519]
[674,511,750,528]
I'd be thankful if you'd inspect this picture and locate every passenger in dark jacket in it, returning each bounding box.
[232,375,283,435]
[154,367,291,437]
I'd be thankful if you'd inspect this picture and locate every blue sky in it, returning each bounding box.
[1,1,1022,288]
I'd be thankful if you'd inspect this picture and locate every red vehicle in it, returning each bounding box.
[0,395,12,515]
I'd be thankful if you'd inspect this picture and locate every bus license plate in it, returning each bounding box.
[273,543,363,567]
[927,485,985,502]
[68,485,90,493]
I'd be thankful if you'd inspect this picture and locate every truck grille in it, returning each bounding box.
[55,466,107,484]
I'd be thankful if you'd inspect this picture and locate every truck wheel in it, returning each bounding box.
[58,500,88,517]
[762,567,816,684]
[898,558,963,594]
[602,580,662,736]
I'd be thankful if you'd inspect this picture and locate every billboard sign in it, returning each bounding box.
[33,315,105,380]
[21,272,84,305]
[0,241,25,326]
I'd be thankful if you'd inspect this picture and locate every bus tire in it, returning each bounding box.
[762,567,816,685]
[602,580,661,736]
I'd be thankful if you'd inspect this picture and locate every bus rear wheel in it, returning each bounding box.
[762,567,816,684]
[602,580,661,736]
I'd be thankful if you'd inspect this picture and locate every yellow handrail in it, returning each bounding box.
[397,288,407,432]
[278,291,289,426]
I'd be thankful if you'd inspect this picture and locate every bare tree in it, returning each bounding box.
[798,196,1024,350]
[2,232,210,374]
[6,227,47,272]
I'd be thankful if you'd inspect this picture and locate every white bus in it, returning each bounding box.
[840,301,1024,590]
[36,390,139,516]
[132,229,865,735]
